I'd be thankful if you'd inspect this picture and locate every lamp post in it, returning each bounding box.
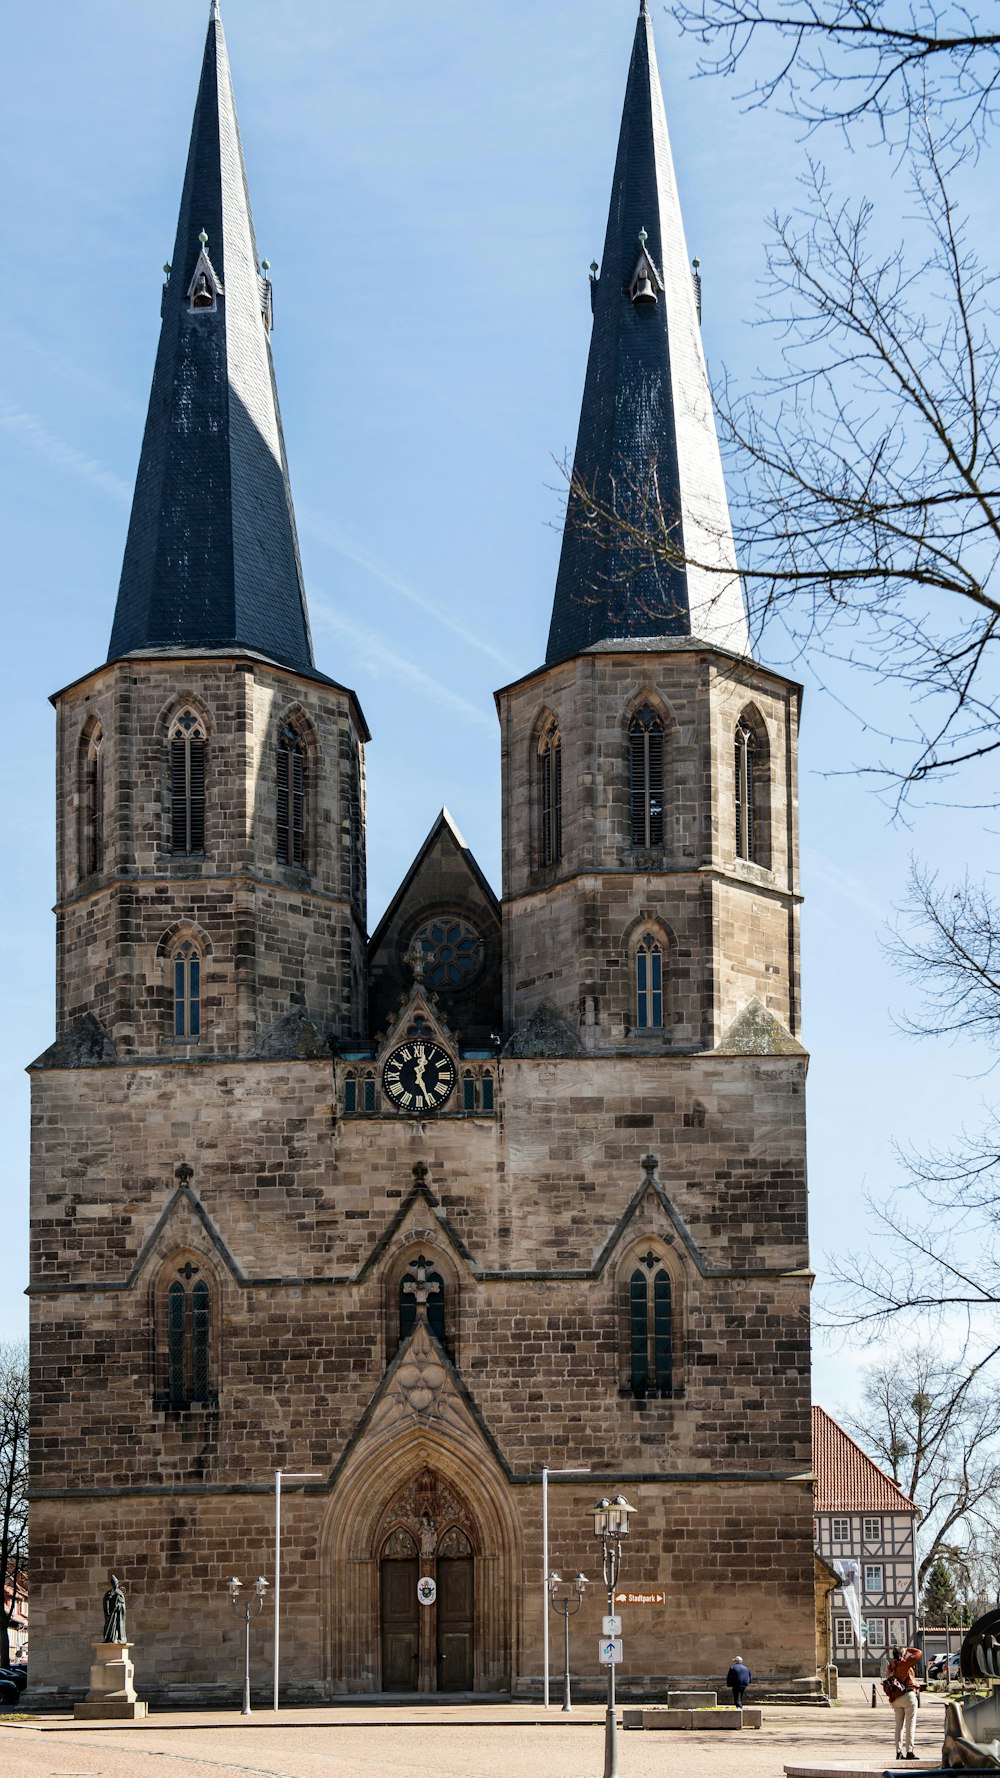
[594,1493,636,1778]
[548,1571,589,1712]
[542,1461,591,1707]
[227,1574,268,1715]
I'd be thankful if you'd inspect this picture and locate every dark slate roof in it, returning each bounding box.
[108,3,316,676]
[546,1,748,665]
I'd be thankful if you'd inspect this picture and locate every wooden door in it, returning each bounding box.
[436,1556,474,1691]
[380,1556,419,1691]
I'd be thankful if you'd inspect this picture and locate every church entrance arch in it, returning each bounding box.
[322,1427,521,1696]
[374,1467,477,1694]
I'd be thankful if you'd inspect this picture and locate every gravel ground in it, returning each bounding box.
[0,1696,951,1778]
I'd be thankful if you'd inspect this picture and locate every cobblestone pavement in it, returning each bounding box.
[0,1697,950,1778]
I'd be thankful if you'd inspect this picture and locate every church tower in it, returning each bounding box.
[28,2,816,1709]
[498,0,800,1058]
[52,2,368,1062]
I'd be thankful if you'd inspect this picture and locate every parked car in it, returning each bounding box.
[0,1679,19,1710]
[927,1652,962,1680]
[0,1666,26,1691]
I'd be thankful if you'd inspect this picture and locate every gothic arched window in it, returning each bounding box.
[628,704,664,847]
[629,1260,673,1398]
[172,937,202,1038]
[635,933,664,1030]
[80,725,104,878]
[169,709,207,854]
[538,720,562,867]
[734,720,757,862]
[276,723,306,867]
[166,1273,212,1408]
[398,1255,446,1348]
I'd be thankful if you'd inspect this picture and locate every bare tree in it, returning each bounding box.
[665,1,1000,145]
[844,1352,1000,1588]
[568,124,1000,805]
[0,1344,28,1670]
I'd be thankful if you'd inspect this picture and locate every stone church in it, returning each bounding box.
[28,0,815,1704]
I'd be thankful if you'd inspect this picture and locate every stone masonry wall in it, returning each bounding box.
[497,646,802,1046]
[53,655,367,1050]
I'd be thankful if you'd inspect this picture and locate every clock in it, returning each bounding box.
[381,1040,456,1114]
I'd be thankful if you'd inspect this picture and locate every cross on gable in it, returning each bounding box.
[402,1257,441,1319]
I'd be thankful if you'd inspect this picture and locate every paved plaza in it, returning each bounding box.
[0,1696,951,1778]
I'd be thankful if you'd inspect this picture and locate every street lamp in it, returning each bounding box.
[594,1493,637,1778]
[548,1571,588,1712]
[227,1574,268,1715]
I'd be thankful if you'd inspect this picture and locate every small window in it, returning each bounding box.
[864,1564,884,1594]
[629,1261,672,1397]
[276,723,305,867]
[463,1069,476,1112]
[481,1070,495,1113]
[362,1072,376,1113]
[835,1617,854,1649]
[635,934,664,1030]
[538,720,562,867]
[628,704,664,847]
[864,1617,886,1647]
[399,1256,446,1348]
[862,1516,882,1542]
[166,1275,211,1408]
[734,721,756,862]
[344,1071,357,1114]
[888,1618,909,1647]
[831,1517,851,1542]
[172,939,202,1038]
[169,710,207,854]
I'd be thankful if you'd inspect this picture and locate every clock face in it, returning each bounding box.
[381,1040,456,1114]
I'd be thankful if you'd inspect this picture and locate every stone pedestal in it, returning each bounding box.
[74,1641,147,1720]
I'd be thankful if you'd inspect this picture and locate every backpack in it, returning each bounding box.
[883,1674,906,1701]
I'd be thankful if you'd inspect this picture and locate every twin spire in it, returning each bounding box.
[546,2,747,663]
[109,2,746,680]
[108,1,315,678]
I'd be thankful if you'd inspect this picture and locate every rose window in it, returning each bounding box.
[415,917,484,990]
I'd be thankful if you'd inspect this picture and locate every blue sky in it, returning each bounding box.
[1,0,994,1416]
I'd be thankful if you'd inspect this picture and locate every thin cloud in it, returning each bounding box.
[312,598,496,733]
[302,513,514,671]
[0,400,132,508]
[804,849,887,922]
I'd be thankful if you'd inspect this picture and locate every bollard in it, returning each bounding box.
[872,1683,878,1708]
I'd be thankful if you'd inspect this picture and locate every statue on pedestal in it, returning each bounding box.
[102,1574,127,1645]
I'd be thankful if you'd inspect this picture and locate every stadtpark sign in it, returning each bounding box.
[614,1590,665,1606]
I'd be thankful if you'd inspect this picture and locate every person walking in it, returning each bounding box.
[885,1643,922,1760]
[726,1656,752,1707]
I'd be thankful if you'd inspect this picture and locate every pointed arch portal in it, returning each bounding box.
[322,1429,520,1694]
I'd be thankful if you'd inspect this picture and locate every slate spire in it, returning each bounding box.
[108,3,315,676]
[546,3,748,664]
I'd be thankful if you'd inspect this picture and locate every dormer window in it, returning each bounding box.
[187,230,223,314]
[628,228,663,307]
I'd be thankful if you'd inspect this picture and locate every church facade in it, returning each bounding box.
[28,1,815,1705]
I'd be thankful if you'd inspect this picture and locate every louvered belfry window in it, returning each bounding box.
[83,727,104,876]
[734,721,757,862]
[276,723,305,866]
[629,704,664,847]
[538,721,562,867]
[169,710,207,854]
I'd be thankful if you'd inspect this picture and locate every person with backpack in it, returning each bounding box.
[884,1644,922,1759]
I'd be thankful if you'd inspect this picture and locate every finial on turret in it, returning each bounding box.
[199,228,209,249]
[640,0,649,14]
[211,0,221,21]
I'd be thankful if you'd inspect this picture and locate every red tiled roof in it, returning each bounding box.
[813,1405,919,1514]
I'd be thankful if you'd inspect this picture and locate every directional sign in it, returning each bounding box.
[602,1615,623,1637]
[614,1590,665,1606]
[599,1638,623,1665]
